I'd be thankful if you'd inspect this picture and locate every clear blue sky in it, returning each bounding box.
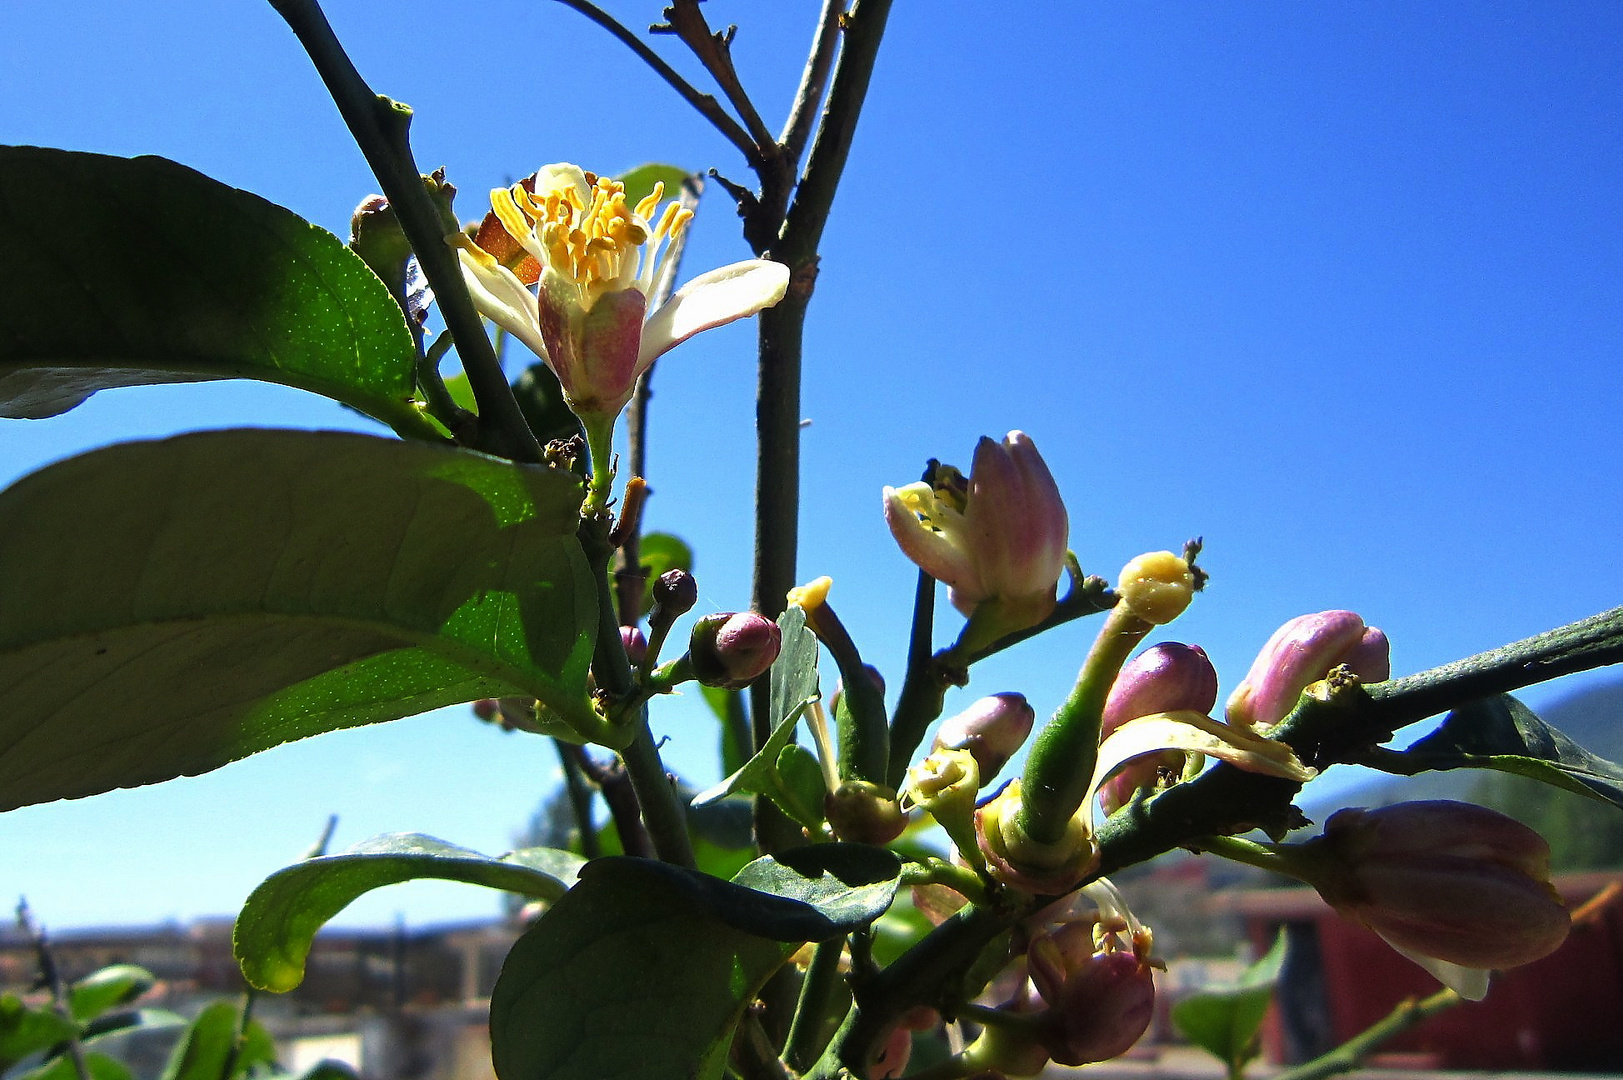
[2,2,1620,929]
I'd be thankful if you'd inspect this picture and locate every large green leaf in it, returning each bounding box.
[0,429,598,811]
[0,147,435,439]
[156,1001,275,1080]
[1404,694,1623,809]
[1170,930,1286,1072]
[0,997,76,1072]
[490,851,899,1080]
[236,834,584,992]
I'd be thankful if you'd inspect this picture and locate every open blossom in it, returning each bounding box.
[453,164,789,423]
[1227,610,1389,730]
[883,432,1068,635]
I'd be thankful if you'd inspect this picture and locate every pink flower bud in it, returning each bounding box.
[883,432,1068,631]
[651,568,697,620]
[868,1025,912,1080]
[933,693,1036,782]
[1227,610,1390,729]
[1307,800,1569,970]
[688,612,781,690]
[1036,949,1155,1066]
[619,625,647,667]
[1097,644,1217,814]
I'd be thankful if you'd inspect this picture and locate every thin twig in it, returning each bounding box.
[655,1,777,150]
[555,739,602,859]
[550,0,761,166]
[1272,988,1461,1080]
[562,743,651,858]
[779,0,845,162]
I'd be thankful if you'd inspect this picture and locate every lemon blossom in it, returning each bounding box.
[452,162,789,431]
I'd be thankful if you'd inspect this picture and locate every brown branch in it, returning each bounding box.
[778,0,845,163]
[655,2,778,152]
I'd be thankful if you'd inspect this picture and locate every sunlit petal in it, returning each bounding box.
[637,260,791,370]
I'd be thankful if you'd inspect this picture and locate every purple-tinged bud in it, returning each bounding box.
[1227,611,1390,730]
[883,432,1069,636]
[1097,644,1218,815]
[650,569,698,621]
[619,625,647,667]
[471,698,500,722]
[933,693,1037,782]
[975,780,1097,894]
[1036,949,1155,1066]
[825,780,908,845]
[688,612,781,690]
[868,1025,912,1080]
[1303,800,1569,972]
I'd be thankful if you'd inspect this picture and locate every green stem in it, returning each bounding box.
[621,714,696,868]
[582,415,617,519]
[784,939,848,1072]
[1197,834,1311,880]
[1017,604,1149,844]
[1273,988,1461,1080]
[267,0,540,463]
[555,738,602,859]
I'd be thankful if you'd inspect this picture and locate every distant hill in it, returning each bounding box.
[1304,676,1623,869]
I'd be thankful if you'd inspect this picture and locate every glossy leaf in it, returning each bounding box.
[1405,694,1623,809]
[490,859,792,1080]
[0,429,598,811]
[236,834,583,991]
[1170,930,1287,1072]
[0,997,75,1071]
[68,966,155,1023]
[490,850,900,1080]
[156,1001,275,1080]
[775,744,828,828]
[0,147,434,439]
[16,1051,133,1080]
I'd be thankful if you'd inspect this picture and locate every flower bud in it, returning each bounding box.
[883,432,1068,636]
[824,780,908,845]
[1036,948,1155,1066]
[869,1025,912,1080]
[650,568,698,621]
[619,625,647,668]
[933,693,1036,782]
[1226,610,1390,730]
[904,749,983,866]
[687,612,781,690]
[1115,551,1194,625]
[1097,644,1217,814]
[975,780,1097,894]
[1305,800,1569,971]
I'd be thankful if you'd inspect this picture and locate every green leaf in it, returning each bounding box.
[0,428,600,812]
[80,1009,186,1044]
[691,607,821,823]
[156,1001,274,1080]
[775,744,828,828]
[1405,694,1623,809]
[511,362,585,449]
[615,164,694,210]
[490,850,899,1080]
[236,834,584,992]
[489,859,792,1080]
[0,147,434,439]
[68,966,155,1023]
[15,1051,133,1080]
[0,997,76,1072]
[1170,930,1287,1071]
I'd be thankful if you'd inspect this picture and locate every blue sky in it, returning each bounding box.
[2,2,1620,929]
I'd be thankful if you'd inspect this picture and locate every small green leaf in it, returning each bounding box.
[235,834,583,992]
[0,429,599,811]
[1405,694,1623,809]
[0,997,76,1072]
[729,845,902,935]
[615,164,694,209]
[489,858,793,1080]
[0,147,433,439]
[1171,930,1287,1072]
[156,1001,274,1080]
[15,1051,133,1080]
[80,1009,186,1044]
[775,744,829,828]
[68,966,155,1023]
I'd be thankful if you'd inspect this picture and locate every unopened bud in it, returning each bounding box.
[1116,551,1194,625]
[651,569,698,621]
[1227,610,1390,730]
[1098,644,1218,814]
[933,693,1036,782]
[824,780,908,845]
[975,780,1097,894]
[619,625,647,668]
[1036,949,1155,1066]
[1304,800,1569,972]
[688,612,781,690]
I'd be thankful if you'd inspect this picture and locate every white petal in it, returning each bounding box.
[456,249,550,363]
[1383,937,1492,1001]
[1086,710,1317,825]
[637,259,790,370]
